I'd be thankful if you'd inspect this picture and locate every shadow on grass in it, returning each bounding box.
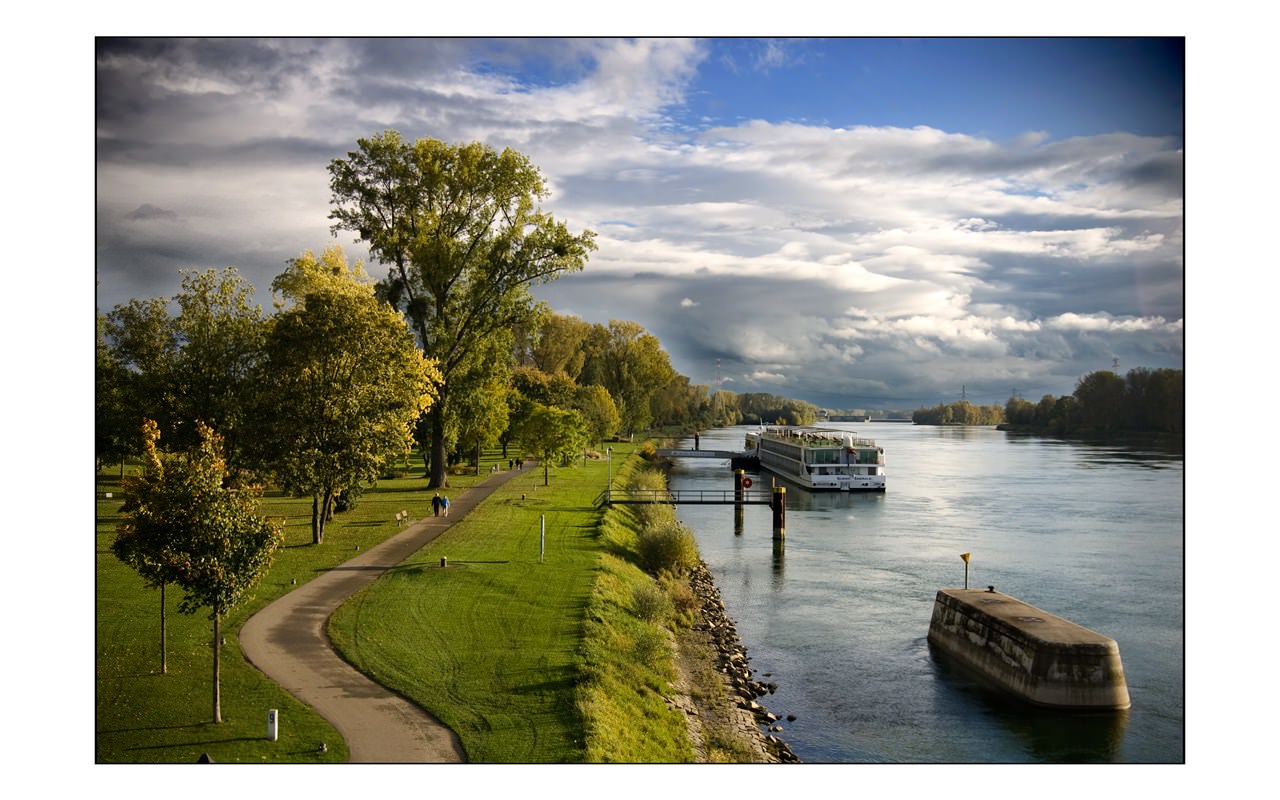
[511,675,576,696]
[366,484,433,494]
[439,560,510,565]
[124,734,267,752]
[99,721,210,735]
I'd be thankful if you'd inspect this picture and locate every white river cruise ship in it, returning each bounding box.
[745,426,886,492]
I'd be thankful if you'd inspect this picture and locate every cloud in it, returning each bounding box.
[123,204,180,222]
[95,38,1183,409]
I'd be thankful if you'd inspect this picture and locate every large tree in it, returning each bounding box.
[251,247,440,543]
[96,310,132,472]
[328,131,595,487]
[1073,370,1127,432]
[442,332,512,474]
[573,384,621,445]
[579,321,676,435]
[168,269,268,464]
[115,419,283,723]
[517,403,589,486]
[102,269,267,469]
[102,296,179,462]
[529,311,592,379]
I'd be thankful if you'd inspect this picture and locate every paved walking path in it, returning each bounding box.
[239,465,531,763]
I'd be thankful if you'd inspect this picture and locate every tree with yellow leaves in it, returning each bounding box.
[250,246,441,543]
[114,419,283,723]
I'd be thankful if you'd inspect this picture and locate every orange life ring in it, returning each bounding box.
[742,477,753,488]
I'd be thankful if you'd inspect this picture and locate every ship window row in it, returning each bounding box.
[810,466,882,476]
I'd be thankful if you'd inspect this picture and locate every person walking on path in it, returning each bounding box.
[431,492,442,516]
[441,495,450,517]
[239,463,531,762]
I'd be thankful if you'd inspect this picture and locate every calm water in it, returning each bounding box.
[668,423,1184,763]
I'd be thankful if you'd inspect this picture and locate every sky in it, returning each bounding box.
[94,35,1184,410]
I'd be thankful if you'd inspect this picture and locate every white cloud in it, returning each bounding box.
[96,38,1184,407]
[1046,312,1183,333]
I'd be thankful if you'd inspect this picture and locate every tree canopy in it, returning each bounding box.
[328,131,596,487]
[99,269,267,468]
[1002,367,1183,435]
[517,403,589,486]
[250,246,440,543]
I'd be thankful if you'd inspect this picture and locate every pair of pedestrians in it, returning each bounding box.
[431,492,450,517]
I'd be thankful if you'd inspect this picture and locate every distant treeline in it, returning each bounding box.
[912,401,1005,426]
[911,367,1184,435]
[707,390,820,428]
[1003,367,1184,435]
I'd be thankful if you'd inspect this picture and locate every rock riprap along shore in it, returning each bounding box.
[689,560,799,763]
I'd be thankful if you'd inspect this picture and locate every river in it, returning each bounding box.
[666,423,1184,763]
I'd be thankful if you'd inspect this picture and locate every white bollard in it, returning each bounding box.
[267,708,279,741]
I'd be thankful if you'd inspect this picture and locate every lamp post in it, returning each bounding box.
[606,447,613,502]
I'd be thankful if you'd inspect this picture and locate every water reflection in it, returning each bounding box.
[1004,430,1184,468]
[927,642,1130,762]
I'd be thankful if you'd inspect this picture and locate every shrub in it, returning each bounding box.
[632,581,672,623]
[637,518,698,576]
[629,468,673,529]
[633,627,668,665]
[334,485,363,512]
[658,571,699,628]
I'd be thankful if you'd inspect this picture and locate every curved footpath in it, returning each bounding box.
[240,465,530,763]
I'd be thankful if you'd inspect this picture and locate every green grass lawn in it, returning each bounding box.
[94,448,519,763]
[95,442,705,764]
[327,445,632,762]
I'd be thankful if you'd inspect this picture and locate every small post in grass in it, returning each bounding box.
[540,515,545,563]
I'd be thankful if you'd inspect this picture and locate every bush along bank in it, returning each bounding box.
[579,454,796,762]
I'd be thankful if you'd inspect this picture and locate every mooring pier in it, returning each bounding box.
[605,465,787,539]
[654,448,761,471]
[604,488,773,505]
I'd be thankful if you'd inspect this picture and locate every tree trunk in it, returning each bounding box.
[160,583,167,674]
[212,611,222,724]
[429,403,449,489]
[311,494,325,544]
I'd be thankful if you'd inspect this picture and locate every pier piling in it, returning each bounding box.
[772,486,786,539]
